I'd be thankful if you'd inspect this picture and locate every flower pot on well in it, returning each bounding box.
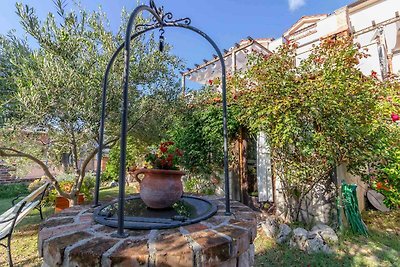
[130,168,185,209]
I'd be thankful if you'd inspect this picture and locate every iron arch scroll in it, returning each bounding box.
[93,1,231,237]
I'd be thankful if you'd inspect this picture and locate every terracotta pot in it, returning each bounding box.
[77,193,84,205]
[55,196,70,213]
[130,168,185,209]
[55,193,85,213]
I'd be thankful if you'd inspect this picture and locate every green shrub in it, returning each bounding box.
[102,138,147,183]
[183,175,216,195]
[80,172,96,202]
[0,183,29,199]
[369,141,400,208]
[29,172,96,206]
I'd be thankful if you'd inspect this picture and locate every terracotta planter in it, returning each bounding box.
[130,168,185,209]
[77,194,84,205]
[55,196,70,213]
[55,193,85,213]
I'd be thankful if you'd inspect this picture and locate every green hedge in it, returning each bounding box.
[0,183,29,199]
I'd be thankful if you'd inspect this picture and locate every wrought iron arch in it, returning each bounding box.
[93,0,230,237]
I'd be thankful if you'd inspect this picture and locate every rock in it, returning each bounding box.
[289,228,308,251]
[305,224,337,254]
[248,244,255,267]
[276,224,292,244]
[109,181,118,187]
[311,224,338,244]
[261,217,279,239]
[307,233,331,254]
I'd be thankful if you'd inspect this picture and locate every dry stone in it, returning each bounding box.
[307,234,331,254]
[261,217,279,238]
[310,224,338,244]
[272,222,337,255]
[276,224,292,244]
[289,228,309,251]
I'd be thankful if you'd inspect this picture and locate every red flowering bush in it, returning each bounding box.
[230,36,400,219]
[144,141,184,170]
[391,113,399,122]
[368,142,400,208]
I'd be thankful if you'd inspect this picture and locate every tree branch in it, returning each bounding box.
[103,107,153,147]
[0,147,70,198]
[76,147,98,190]
[70,127,80,174]
[75,108,153,190]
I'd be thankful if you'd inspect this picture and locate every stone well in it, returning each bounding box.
[39,197,257,267]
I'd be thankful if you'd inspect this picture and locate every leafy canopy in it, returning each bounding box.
[0,0,181,199]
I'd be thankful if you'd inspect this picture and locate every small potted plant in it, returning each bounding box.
[43,173,94,212]
[130,141,185,209]
[54,179,85,212]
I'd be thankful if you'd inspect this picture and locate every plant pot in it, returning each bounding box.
[55,193,85,213]
[55,196,70,213]
[130,168,185,209]
[77,193,84,205]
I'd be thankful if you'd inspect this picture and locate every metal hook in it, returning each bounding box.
[159,28,165,52]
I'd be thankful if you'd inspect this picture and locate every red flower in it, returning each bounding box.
[162,141,174,146]
[376,182,390,191]
[376,182,383,190]
[371,70,378,78]
[208,79,213,85]
[313,57,324,64]
[391,113,399,122]
[146,142,183,170]
[160,145,168,153]
[175,148,183,157]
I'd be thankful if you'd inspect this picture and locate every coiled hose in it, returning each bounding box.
[341,182,369,236]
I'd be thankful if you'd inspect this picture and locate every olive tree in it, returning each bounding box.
[0,1,181,202]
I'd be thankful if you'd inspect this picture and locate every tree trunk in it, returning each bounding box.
[69,190,79,206]
[239,127,250,205]
[231,139,241,201]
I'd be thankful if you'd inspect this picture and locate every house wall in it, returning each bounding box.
[0,161,15,184]
[349,0,400,77]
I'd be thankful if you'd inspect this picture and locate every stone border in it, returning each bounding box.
[39,198,257,267]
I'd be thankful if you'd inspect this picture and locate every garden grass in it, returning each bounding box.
[0,197,52,267]
[0,187,399,267]
[254,210,400,267]
[96,185,138,201]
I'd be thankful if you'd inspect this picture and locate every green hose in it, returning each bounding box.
[341,182,368,236]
